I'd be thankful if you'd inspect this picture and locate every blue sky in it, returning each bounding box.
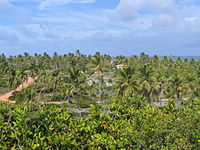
[0,0,200,56]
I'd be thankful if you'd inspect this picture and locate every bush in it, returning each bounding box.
[0,98,199,149]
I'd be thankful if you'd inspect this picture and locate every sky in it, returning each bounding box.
[0,0,200,56]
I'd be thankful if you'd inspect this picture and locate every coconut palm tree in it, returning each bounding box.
[138,64,156,105]
[88,53,106,102]
[168,74,184,101]
[115,66,139,99]
[17,67,28,88]
[59,67,87,103]
[4,66,19,89]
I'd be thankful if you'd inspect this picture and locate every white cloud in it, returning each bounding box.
[151,15,175,29]
[0,0,11,9]
[106,0,200,32]
[0,30,18,43]
[7,0,95,10]
[108,0,176,21]
[185,17,199,22]
[39,0,95,10]
[1,0,200,55]
[0,0,9,3]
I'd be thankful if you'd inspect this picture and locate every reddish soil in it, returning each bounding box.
[0,77,37,103]
[40,101,68,104]
[0,77,68,104]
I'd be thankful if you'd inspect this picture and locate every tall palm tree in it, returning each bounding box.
[88,53,106,102]
[138,64,156,105]
[115,66,139,98]
[4,66,19,89]
[154,69,170,102]
[17,67,28,88]
[169,74,184,101]
[59,67,86,103]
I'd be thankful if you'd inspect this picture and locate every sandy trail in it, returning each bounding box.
[0,77,37,103]
[0,77,68,104]
[40,101,68,104]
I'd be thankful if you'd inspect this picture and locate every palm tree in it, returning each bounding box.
[17,67,28,88]
[168,74,184,101]
[89,53,104,73]
[154,69,170,102]
[4,66,19,89]
[28,61,39,78]
[138,64,156,105]
[88,53,106,102]
[115,66,139,99]
[59,67,86,103]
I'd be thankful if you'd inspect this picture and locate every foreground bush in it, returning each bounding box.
[0,99,200,149]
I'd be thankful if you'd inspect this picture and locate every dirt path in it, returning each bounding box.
[40,101,68,104]
[0,77,37,103]
[0,77,69,104]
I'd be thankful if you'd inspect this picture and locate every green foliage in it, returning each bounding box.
[75,95,94,108]
[0,52,200,149]
[0,52,199,105]
[0,98,199,149]
[10,86,37,104]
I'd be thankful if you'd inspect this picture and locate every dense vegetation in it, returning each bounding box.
[0,51,199,106]
[0,98,200,149]
[0,51,199,149]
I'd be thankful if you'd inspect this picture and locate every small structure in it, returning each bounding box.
[116,64,124,69]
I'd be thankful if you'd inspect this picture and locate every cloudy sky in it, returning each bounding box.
[0,0,200,56]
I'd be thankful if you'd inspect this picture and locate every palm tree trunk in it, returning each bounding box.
[145,90,151,105]
[158,87,163,104]
[67,95,72,104]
